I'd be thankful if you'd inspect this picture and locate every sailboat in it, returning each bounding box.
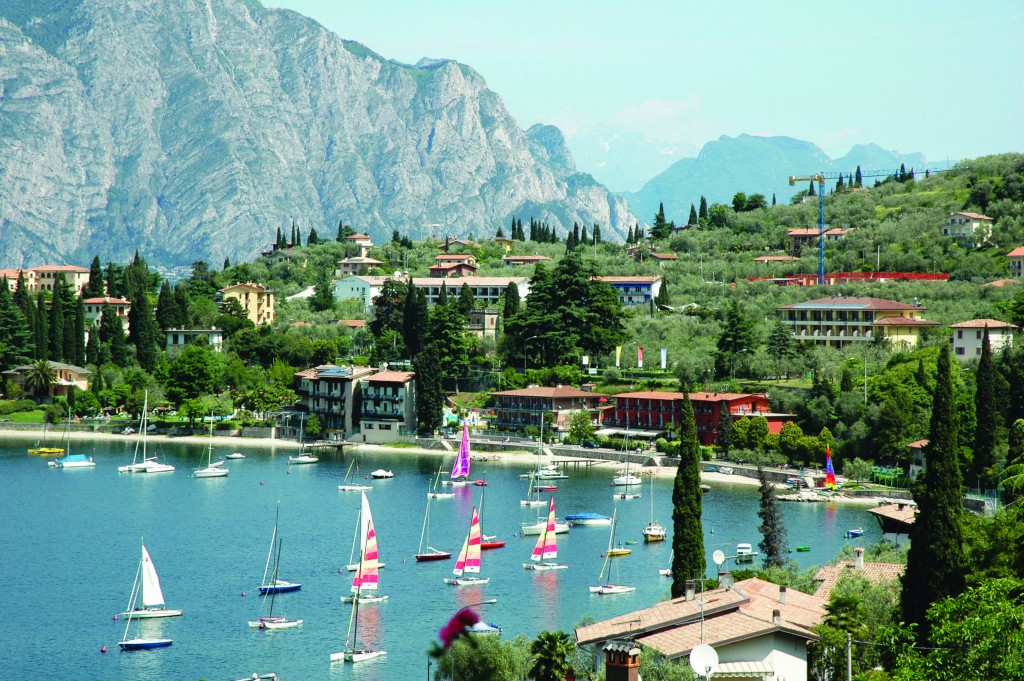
[341,492,388,604]
[118,392,174,473]
[287,414,319,465]
[641,475,666,542]
[28,420,64,456]
[478,487,505,550]
[48,404,95,468]
[331,535,387,663]
[415,487,451,562]
[519,472,545,507]
[445,422,472,486]
[118,539,174,650]
[523,497,568,570]
[521,469,570,536]
[444,507,489,586]
[605,508,632,557]
[193,415,228,478]
[427,465,454,499]
[589,510,636,594]
[611,434,641,486]
[257,507,301,594]
[248,538,303,630]
[119,540,183,619]
[343,492,387,571]
[338,458,372,492]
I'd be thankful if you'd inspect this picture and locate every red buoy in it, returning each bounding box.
[101,646,107,654]
[113,614,118,621]
[241,591,247,597]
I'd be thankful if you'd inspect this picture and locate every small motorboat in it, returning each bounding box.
[846,528,864,538]
[735,542,757,562]
[536,484,557,492]
[370,469,394,479]
[415,547,452,562]
[473,479,488,486]
[565,513,612,527]
[226,452,246,460]
[480,534,505,550]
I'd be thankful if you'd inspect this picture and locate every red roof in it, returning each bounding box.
[32,265,90,272]
[493,386,597,399]
[1007,247,1024,257]
[650,253,679,260]
[872,315,939,326]
[778,297,922,311]
[952,211,993,221]
[367,371,415,384]
[336,319,367,328]
[754,255,798,262]
[949,318,1016,329]
[984,278,1019,288]
[83,296,131,305]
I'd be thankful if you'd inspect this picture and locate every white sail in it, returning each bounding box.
[140,544,166,609]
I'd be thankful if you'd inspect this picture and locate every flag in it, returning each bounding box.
[825,447,836,489]
[660,348,667,370]
[615,346,622,368]
[637,346,644,368]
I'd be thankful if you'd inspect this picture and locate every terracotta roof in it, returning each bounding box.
[339,257,384,265]
[597,276,662,284]
[1007,247,1024,257]
[336,319,367,328]
[690,392,766,402]
[872,315,939,326]
[221,281,272,293]
[813,561,906,601]
[83,296,131,305]
[650,253,679,260]
[435,253,475,261]
[31,265,90,272]
[778,297,922,311]
[952,211,993,221]
[867,503,917,526]
[413,276,524,286]
[754,255,799,262]
[346,233,372,240]
[502,255,552,262]
[367,370,415,384]
[949,318,1016,329]
[984,278,1019,287]
[614,391,689,401]
[907,439,928,448]
[492,386,598,399]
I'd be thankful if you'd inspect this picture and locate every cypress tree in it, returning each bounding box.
[104,262,123,298]
[496,224,505,239]
[74,296,86,366]
[307,227,319,245]
[223,257,230,269]
[402,283,427,357]
[0,279,33,372]
[772,193,776,206]
[86,325,102,366]
[457,283,475,319]
[699,196,708,220]
[84,256,105,298]
[48,288,64,362]
[808,181,816,196]
[413,342,444,435]
[973,326,996,487]
[173,283,191,327]
[34,293,48,360]
[757,467,788,567]
[627,225,634,244]
[688,203,698,225]
[502,281,521,320]
[580,224,589,246]
[437,282,448,307]
[901,345,965,642]
[593,223,601,244]
[100,303,128,366]
[156,281,177,330]
[671,392,705,596]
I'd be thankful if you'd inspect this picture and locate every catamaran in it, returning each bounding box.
[257,507,301,594]
[193,416,228,478]
[287,414,319,465]
[338,458,372,492]
[641,474,666,542]
[519,472,545,507]
[427,465,454,499]
[331,534,387,663]
[118,393,174,473]
[589,510,636,595]
[444,507,489,586]
[47,405,95,468]
[445,422,472,486]
[248,538,302,630]
[523,497,568,571]
[343,492,387,572]
[341,492,388,604]
[415,486,451,562]
[119,540,183,619]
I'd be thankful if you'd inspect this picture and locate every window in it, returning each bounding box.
[957,330,963,339]
[976,330,982,339]
[955,347,965,355]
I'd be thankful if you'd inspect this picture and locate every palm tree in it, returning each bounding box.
[528,630,575,681]
[22,359,55,402]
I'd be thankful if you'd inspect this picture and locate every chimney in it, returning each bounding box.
[685,580,696,601]
[779,585,787,605]
[854,547,865,570]
[772,609,781,625]
[603,640,641,681]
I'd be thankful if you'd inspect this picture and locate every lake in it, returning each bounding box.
[0,437,882,680]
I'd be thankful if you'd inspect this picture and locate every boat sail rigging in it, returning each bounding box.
[120,540,183,620]
[446,422,472,486]
[341,492,388,604]
[523,497,568,571]
[444,507,489,586]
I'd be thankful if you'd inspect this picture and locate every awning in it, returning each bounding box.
[594,428,663,438]
[712,661,774,678]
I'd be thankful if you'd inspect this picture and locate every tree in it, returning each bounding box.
[901,345,965,642]
[164,343,219,406]
[124,256,160,371]
[688,203,698,226]
[414,342,445,434]
[99,304,128,366]
[732,192,748,213]
[973,326,997,487]
[717,402,734,457]
[757,467,788,567]
[305,413,322,438]
[34,292,48,360]
[307,226,320,245]
[567,409,596,444]
[502,282,520,320]
[698,196,708,221]
[309,271,336,313]
[843,457,874,483]
[73,296,86,366]
[48,284,64,361]
[0,279,32,372]
[23,359,55,401]
[402,285,428,357]
[714,300,755,378]
[156,280,182,330]
[457,283,475,319]
[671,392,705,594]
[369,278,406,338]
[84,256,105,298]
[528,630,575,681]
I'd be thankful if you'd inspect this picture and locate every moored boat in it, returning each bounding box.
[565,513,612,527]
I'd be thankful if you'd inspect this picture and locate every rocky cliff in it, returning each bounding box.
[0,0,635,268]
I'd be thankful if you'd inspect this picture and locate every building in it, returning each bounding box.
[502,254,552,267]
[335,275,529,312]
[787,228,851,256]
[3,361,91,399]
[31,265,91,295]
[467,309,499,340]
[942,211,994,245]
[264,248,307,267]
[434,253,478,267]
[949,318,1015,358]
[491,237,516,252]
[220,282,275,325]
[83,296,132,332]
[603,391,792,446]
[489,385,606,435]
[0,269,35,292]
[577,577,826,681]
[336,257,385,277]
[427,262,479,278]
[754,255,799,264]
[294,364,377,436]
[345,233,374,257]
[812,547,905,601]
[777,296,938,348]
[164,328,225,357]
[357,370,416,443]
[595,276,662,306]
[1007,246,1024,278]
[649,253,679,266]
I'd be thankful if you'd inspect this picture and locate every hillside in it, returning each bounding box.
[0,0,635,269]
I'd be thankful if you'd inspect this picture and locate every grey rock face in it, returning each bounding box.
[0,0,635,268]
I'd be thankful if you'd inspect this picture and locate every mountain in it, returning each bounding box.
[0,0,635,269]
[620,134,928,225]
[565,129,698,193]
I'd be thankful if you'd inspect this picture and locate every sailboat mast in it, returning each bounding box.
[267,538,283,619]
[262,507,279,587]
[418,494,431,554]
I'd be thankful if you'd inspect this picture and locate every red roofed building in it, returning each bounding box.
[83,296,132,332]
[605,391,792,445]
[502,254,552,267]
[949,318,1016,358]
[595,276,663,306]
[31,265,91,295]
[787,227,851,256]
[943,211,994,245]
[813,547,905,601]
[294,364,377,435]
[777,296,938,348]
[649,252,679,266]
[489,385,606,435]
[428,262,479,278]
[1007,246,1024,278]
[358,370,416,443]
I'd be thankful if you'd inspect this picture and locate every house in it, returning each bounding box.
[83,296,132,332]
[336,319,367,330]
[357,370,416,443]
[220,282,275,325]
[649,253,679,266]
[602,391,792,446]
[489,385,607,435]
[294,364,377,436]
[467,309,499,340]
[434,253,478,267]
[0,269,34,292]
[441,238,478,251]
[164,328,225,357]
[907,439,928,480]
[502,254,552,267]
[595,276,662,306]
[428,262,479,278]
[335,275,529,312]
[577,577,826,681]
[949,318,1015,359]
[264,248,307,267]
[492,237,516,252]
[777,296,938,348]
[30,265,91,295]
[787,228,851,256]
[336,257,385,277]
[1007,246,1024,278]
[3,361,91,399]
[812,547,905,601]
[942,211,994,245]
[345,233,374,257]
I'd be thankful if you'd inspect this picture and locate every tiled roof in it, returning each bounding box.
[614,391,689,401]
[690,392,765,402]
[650,253,679,260]
[346,233,372,240]
[867,503,917,527]
[1006,247,1024,257]
[31,265,90,272]
[413,276,525,286]
[367,371,415,384]
[778,297,921,311]
[907,439,928,448]
[984,279,1019,287]
[596,276,662,284]
[754,255,798,262]
[493,386,598,399]
[813,561,906,601]
[5,361,91,374]
[336,319,367,328]
[949,318,1016,329]
[952,211,993,221]
[435,254,475,261]
[502,255,552,262]
[221,281,272,293]
[83,296,131,305]
[786,228,850,236]
[872,315,939,326]
[339,257,384,265]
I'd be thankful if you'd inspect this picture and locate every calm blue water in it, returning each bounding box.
[0,438,881,680]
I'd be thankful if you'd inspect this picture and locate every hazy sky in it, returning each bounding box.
[270,1,1023,173]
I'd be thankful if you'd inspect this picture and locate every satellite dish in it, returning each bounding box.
[712,550,726,567]
[719,572,734,590]
[689,643,719,678]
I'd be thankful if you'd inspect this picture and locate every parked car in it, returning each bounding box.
[582,440,599,449]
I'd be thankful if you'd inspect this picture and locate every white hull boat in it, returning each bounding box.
[331,649,387,663]
[446,505,488,586]
[225,452,245,459]
[287,454,319,465]
[611,474,642,486]
[589,584,636,594]
[521,520,570,535]
[523,498,568,571]
[334,493,387,664]
[370,469,393,478]
[194,415,228,478]
[119,541,183,620]
[612,492,641,499]
[589,509,635,595]
[119,393,174,473]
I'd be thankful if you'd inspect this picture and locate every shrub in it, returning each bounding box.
[0,399,36,415]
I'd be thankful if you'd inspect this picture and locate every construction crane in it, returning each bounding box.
[788,166,953,284]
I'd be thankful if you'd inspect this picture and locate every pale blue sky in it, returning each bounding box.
[271,0,1023,183]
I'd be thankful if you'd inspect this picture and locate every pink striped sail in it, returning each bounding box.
[450,423,471,480]
[464,507,482,573]
[452,536,470,576]
[352,492,380,592]
[531,497,559,562]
